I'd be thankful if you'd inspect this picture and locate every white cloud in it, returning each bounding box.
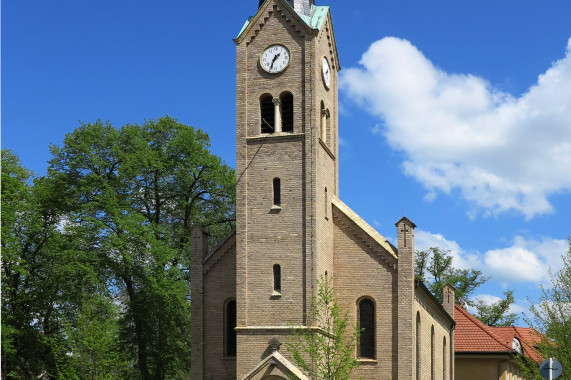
[341,36,571,219]
[470,293,528,316]
[415,230,567,285]
[414,229,479,270]
[483,236,568,284]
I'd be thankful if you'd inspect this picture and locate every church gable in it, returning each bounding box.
[202,230,236,275]
[332,197,398,267]
[316,13,340,71]
[235,0,316,46]
[242,350,308,380]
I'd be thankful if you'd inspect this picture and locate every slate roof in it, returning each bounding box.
[454,304,544,363]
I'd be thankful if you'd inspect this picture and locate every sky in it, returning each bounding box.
[3,0,571,323]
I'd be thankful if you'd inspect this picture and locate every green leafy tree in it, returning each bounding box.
[46,116,235,379]
[473,290,519,327]
[286,276,361,380]
[1,150,126,379]
[514,237,571,380]
[1,150,79,378]
[415,247,518,326]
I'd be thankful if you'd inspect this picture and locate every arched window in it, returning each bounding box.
[431,325,435,380]
[416,312,421,380]
[443,337,447,380]
[358,298,375,359]
[260,94,275,133]
[273,178,281,206]
[273,264,281,293]
[280,92,293,132]
[225,299,237,357]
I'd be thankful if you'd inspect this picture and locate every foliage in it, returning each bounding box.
[415,247,518,326]
[286,276,361,380]
[473,290,519,327]
[514,237,571,380]
[1,116,236,379]
[1,149,89,378]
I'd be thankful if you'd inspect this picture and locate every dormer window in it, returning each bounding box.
[512,337,522,354]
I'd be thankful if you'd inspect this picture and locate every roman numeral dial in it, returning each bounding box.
[260,44,290,74]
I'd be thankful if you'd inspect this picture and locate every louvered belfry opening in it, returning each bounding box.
[260,94,275,133]
[280,92,293,132]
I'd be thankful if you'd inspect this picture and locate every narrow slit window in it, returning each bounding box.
[358,299,375,359]
[320,101,326,142]
[416,312,421,380]
[280,92,293,132]
[431,326,435,380]
[324,187,328,218]
[273,264,281,292]
[273,178,281,206]
[225,300,237,357]
[443,337,447,380]
[260,94,275,133]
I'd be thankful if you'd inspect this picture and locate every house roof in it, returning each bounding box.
[454,304,543,363]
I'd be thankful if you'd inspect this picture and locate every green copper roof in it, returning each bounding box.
[237,5,329,38]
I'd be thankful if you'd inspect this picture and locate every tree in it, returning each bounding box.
[473,290,519,327]
[515,237,571,380]
[1,149,92,378]
[286,275,361,380]
[415,247,518,326]
[46,116,236,379]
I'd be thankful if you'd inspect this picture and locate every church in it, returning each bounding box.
[191,0,455,378]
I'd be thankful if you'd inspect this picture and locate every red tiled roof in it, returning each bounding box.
[454,304,512,352]
[494,326,544,363]
[454,305,544,363]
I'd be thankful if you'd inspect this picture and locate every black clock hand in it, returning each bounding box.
[270,53,281,70]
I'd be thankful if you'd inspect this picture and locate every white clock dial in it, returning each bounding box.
[322,57,331,88]
[260,44,290,74]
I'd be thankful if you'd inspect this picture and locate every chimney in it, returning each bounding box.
[442,283,455,319]
[396,216,416,380]
[190,226,209,380]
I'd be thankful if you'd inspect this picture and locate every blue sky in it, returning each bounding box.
[3,0,571,322]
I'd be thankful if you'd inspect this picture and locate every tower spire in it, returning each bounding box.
[258,0,315,17]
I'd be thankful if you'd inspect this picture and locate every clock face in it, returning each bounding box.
[260,44,290,74]
[322,57,331,88]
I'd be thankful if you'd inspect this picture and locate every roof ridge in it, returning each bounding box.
[454,305,513,351]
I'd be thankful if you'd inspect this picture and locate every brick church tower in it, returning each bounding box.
[191,1,455,379]
[234,0,339,377]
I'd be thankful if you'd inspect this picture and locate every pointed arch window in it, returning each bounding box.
[358,298,375,359]
[280,92,293,132]
[260,94,275,133]
[225,299,237,357]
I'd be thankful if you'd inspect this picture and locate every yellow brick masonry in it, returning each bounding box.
[190,0,455,378]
